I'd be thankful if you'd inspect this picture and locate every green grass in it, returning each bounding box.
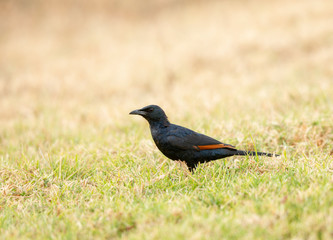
[1,0,333,239]
[1,111,332,239]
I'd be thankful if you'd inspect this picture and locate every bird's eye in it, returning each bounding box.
[146,108,154,112]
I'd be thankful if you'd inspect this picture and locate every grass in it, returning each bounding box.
[1,0,333,239]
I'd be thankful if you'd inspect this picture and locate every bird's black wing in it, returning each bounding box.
[166,125,237,151]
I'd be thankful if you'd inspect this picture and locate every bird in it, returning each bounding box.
[130,105,279,171]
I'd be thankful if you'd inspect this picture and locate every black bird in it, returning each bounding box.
[130,105,279,171]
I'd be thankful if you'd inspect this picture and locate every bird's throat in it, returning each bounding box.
[148,118,170,129]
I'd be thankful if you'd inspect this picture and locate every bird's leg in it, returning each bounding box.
[186,162,198,172]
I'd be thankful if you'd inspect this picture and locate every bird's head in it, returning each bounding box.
[130,105,169,124]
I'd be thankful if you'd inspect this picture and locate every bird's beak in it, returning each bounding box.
[129,109,145,116]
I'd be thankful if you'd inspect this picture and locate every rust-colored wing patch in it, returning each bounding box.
[197,144,236,151]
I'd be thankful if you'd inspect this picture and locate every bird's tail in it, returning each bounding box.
[235,150,279,157]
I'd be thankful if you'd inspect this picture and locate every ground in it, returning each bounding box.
[0,0,333,239]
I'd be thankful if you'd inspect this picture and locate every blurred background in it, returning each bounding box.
[0,0,332,136]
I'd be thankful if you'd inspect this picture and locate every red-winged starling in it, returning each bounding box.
[130,105,279,171]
